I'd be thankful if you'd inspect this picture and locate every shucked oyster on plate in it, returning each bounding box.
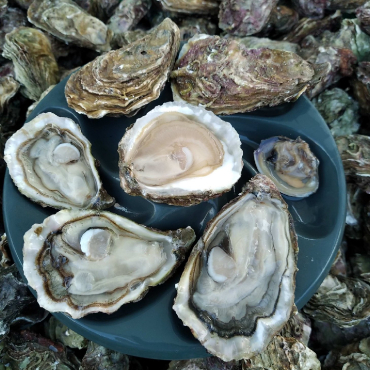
[65,18,180,119]
[4,112,114,210]
[23,209,195,318]
[173,175,298,361]
[118,102,243,206]
[171,34,327,115]
[254,136,320,198]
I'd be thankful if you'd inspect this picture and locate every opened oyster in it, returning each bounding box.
[254,137,319,198]
[24,209,195,318]
[65,18,180,118]
[4,112,114,210]
[171,35,325,115]
[173,175,298,361]
[118,102,243,206]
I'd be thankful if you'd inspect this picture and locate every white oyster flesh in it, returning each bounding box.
[4,112,114,209]
[173,175,298,361]
[118,101,243,206]
[23,209,195,319]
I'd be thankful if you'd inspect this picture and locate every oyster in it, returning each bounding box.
[177,17,217,42]
[27,0,112,53]
[4,112,114,210]
[254,137,319,198]
[312,88,360,137]
[280,311,312,346]
[2,27,59,101]
[218,0,277,36]
[226,36,300,53]
[23,209,195,318]
[173,175,298,361]
[171,35,324,115]
[158,0,219,14]
[118,102,243,206]
[291,0,326,19]
[65,18,180,118]
[351,62,370,117]
[357,2,370,36]
[345,184,364,239]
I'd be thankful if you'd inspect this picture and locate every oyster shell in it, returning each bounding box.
[113,29,147,48]
[171,35,325,115]
[350,254,370,284]
[291,0,326,19]
[27,0,112,53]
[168,358,240,370]
[158,0,220,14]
[118,102,243,206]
[280,311,312,346]
[2,27,59,101]
[351,62,370,117]
[23,209,195,318]
[4,112,114,210]
[218,0,278,36]
[65,18,180,118]
[357,2,370,36]
[177,17,217,42]
[345,184,364,239]
[173,175,298,361]
[254,136,319,198]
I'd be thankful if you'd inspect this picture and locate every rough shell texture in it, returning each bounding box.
[113,29,147,48]
[177,17,217,42]
[357,1,370,36]
[279,311,312,346]
[326,0,368,12]
[168,358,241,370]
[345,183,365,239]
[350,254,370,284]
[303,274,370,327]
[23,209,195,318]
[27,0,112,52]
[74,0,120,21]
[352,62,370,117]
[171,35,324,115]
[65,18,180,118]
[2,27,59,101]
[312,87,359,137]
[158,0,220,14]
[291,0,327,19]
[173,175,298,361]
[218,0,278,36]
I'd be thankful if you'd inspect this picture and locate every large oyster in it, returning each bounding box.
[23,209,195,318]
[4,112,114,210]
[65,18,180,118]
[171,35,325,115]
[173,175,298,361]
[118,102,243,206]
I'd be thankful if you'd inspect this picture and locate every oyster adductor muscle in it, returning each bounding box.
[4,112,114,210]
[118,102,243,206]
[173,175,298,361]
[23,209,196,318]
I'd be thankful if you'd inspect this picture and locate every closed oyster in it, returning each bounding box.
[158,0,219,14]
[254,137,319,198]
[2,27,59,101]
[4,112,114,210]
[65,18,180,118]
[118,102,243,206]
[27,0,112,53]
[23,209,195,318]
[171,35,324,115]
[173,175,298,361]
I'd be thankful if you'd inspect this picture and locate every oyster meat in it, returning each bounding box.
[171,35,325,115]
[23,209,195,318]
[4,112,114,210]
[65,18,180,118]
[173,175,298,361]
[118,102,243,206]
[254,136,319,198]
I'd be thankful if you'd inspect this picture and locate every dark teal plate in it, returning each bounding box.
[3,77,346,360]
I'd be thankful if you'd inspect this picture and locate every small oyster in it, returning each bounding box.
[345,184,365,239]
[24,209,195,318]
[218,0,277,36]
[357,2,370,36]
[4,112,114,210]
[2,27,59,101]
[254,136,319,198]
[173,175,298,361]
[158,0,220,14]
[312,88,360,137]
[27,0,112,53]
[291,0,326,19]
[303,274,370,327]
[171,35,324,115]
[351,62,370,117]
[336,135,370,194]
[118,102,243,206]
[65,18,180,118]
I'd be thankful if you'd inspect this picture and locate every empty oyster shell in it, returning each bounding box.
[65,18,180,118]
[158,0,219,14]
[4,112,114,210]
[27,0,112,52]
[254,136,320,198]
[118,102,243,206]
[171,35,324,115]
[23,209,195,318]
[173,175,298,361]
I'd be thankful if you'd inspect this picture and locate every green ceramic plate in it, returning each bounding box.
[3,77,346,360]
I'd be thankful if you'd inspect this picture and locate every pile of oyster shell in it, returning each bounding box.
[3,0,370,369]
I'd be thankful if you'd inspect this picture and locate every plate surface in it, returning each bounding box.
[3,77,346,360]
